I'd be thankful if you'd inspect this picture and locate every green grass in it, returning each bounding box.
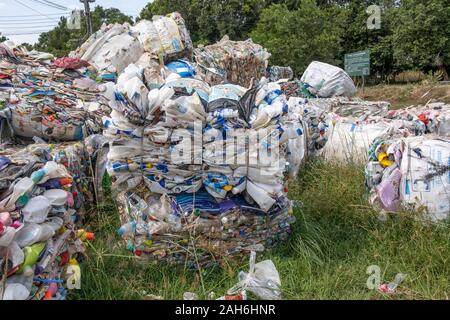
[72,162,450,300]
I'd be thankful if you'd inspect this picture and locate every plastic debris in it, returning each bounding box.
[378,273,407,294]
[0,41,111,142]
[105,60,301,267]
[268,66,293,82]
[70,12,192,75]
[194,36,271,87]
[300,61,356,98]
[366,135,449,221]
[227,251,281,300]
[0,140,98,300]
[183,292,198,300]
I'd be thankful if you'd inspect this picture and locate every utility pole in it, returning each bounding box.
[80,0,95,36]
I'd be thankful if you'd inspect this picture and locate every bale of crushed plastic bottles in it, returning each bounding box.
[0,138,103,300]
[103,61,302,268]
[365,134,449,221]
[194,36,271,87]
[0,41,111,143]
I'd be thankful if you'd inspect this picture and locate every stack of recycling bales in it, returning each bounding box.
[70,12,192,77]
[0,139,101,300]
[365,133,449,221]
[194,36,271,87]
[0,41,106,300]
[0,42,111,142]
[104,62,301,268]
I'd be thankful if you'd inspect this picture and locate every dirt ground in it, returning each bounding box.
[357,83,450,109]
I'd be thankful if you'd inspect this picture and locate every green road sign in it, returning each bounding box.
[345,50,370,77]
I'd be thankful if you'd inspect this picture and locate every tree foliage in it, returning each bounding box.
[250,1,343,75]
[390,0,450,79]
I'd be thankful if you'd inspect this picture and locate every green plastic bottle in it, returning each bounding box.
[16,242,46,276]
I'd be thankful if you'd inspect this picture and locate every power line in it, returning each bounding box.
[1,29,55,36]
[0,18,64,23]
[13,0,62,20]
[0,24,59,29]
[0,13,69,17]
[40,0,69,10]
[30,0,68,11]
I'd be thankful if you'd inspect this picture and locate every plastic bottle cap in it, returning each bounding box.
[134,250,142,257]
[44,291,53,300]
[68,258,78,266]
[85,232,95,241]
[144,240,153,247]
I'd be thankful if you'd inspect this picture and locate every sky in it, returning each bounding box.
[0,0,152,44]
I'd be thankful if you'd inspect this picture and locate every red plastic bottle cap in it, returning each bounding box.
[283,187,288,193]
[72,191,78,198]
[135,250,142,257]
[64,177,73,185]
[85,232,95,241]
[44,291,53,300]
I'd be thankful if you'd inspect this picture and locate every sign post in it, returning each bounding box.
[345,50,370,93]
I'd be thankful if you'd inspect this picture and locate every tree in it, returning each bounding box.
[250,1,343,75]
[34,6,133,57]
[0,34,7,42]
[391,0,450,79]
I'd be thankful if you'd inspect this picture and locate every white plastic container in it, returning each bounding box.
[43,189,68,207]
[13,223,54,248]
[2,283,30,300]
[22,196,51,223]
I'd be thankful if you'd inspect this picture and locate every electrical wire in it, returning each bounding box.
[1,29,55,35]
[13,0,62,20]
[0,13,69,17]
[30,0,68,11]
[39,0,69,10]
[0,18,63,23]
[0,24,59,29]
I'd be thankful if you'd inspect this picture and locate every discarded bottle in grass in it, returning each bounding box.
[378,273,407,294]
[387,273,407,291]
[183,292,198,300]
